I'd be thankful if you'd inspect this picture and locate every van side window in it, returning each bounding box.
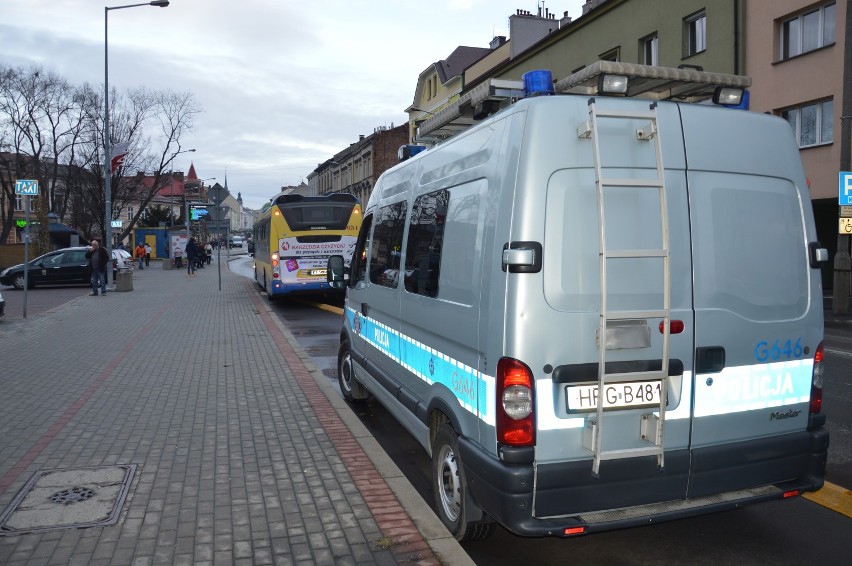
[404,189,448,297]
[369,202,407,288]
[349,213,373,286]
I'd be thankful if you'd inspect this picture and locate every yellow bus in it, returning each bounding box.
[252,193,361,298]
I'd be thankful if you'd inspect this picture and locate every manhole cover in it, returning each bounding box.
[0,464,137,536]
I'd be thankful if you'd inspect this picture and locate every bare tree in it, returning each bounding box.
[0,62,201,248]
[70,86,200,244]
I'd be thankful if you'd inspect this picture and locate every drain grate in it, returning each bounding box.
[51,487,96,505]
[0,464,137,536]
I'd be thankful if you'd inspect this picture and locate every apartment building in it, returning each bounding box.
[744,0,843,288]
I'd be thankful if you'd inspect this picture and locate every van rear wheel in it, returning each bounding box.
[432,424,494,542]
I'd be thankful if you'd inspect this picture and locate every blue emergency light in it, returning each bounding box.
[523,70,554,97]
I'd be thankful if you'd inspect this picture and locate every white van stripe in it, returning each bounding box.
[347,307,495,424]
[347,308,814,429]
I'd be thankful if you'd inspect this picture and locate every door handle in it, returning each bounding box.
[695,346,725,373]
[361,303,370,316]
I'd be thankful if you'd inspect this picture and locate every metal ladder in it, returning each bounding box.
[578,99,671,478]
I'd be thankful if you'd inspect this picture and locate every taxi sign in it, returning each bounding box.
[15,180,38,195]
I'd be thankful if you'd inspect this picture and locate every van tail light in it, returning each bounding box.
[496,358,535,447]
[809,342,824,415]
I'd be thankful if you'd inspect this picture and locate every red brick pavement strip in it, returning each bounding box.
[246,280,444,566]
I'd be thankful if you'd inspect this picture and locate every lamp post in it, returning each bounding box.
[104,0,169,288]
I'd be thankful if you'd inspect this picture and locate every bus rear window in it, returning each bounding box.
[280,202,355,230]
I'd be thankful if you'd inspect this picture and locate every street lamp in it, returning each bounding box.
[104,0,169,288]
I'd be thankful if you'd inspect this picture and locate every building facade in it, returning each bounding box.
[308,124,408,205]
[474,0,743,90]
[744,0,843,289]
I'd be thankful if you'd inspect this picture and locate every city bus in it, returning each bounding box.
[253,192,361,298]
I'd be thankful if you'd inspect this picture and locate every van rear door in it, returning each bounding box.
[680,105,821,497]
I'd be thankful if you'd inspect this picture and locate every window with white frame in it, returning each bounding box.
[781,2,835,60]
[685,11,706,56]
[127,206,134,221]
[641,33,659,66]
[781,99,834,148]
[15,194,25,212]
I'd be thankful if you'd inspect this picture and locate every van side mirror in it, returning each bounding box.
[327,255,346,288]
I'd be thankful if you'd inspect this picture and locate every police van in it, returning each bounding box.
[327,61,829,540]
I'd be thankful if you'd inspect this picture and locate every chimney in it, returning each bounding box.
[490,35,507,49]
[560,10,572,27]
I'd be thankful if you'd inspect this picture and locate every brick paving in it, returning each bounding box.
[0,258,470,565]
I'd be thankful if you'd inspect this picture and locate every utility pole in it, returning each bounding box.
[833,0,852,314]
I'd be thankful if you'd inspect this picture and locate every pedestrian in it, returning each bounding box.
[85,239,109,296]
[135,243,146,270]
[186,238,198,276]
[144,243,151,267]
[205,241,213,265]
[173,243,183,268]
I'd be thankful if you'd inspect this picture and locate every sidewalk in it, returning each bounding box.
[0,259,472,565]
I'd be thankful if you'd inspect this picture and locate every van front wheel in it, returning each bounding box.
[338,340,367,401]
[432,424,494,541]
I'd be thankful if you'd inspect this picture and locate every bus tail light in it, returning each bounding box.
[809,342,824,415]
[271,252,280,279]
[496,358,535,446]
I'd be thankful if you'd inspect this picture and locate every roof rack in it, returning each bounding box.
[415,61,752,143]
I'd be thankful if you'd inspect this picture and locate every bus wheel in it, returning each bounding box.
[337,340,367,401]
[432,424,494,542]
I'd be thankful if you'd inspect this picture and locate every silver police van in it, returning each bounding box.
[328,62,829,540]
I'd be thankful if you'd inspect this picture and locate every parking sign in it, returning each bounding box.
[840,172,852,205]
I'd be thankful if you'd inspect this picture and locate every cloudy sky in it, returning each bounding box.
[2,0,585,209]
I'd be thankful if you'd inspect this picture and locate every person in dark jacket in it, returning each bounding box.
[186,238,198,276]
[85,240,110,296]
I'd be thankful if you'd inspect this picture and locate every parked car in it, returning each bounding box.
[113,249,133,271]
[0,290,5,317]
[0,246,122,290]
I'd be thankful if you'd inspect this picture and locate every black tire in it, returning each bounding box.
[12,273,28,290]
[264,273,275,301]
[432,424,494,542]
[337,340,367,401]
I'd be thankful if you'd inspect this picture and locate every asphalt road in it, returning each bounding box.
[0,283,89,321]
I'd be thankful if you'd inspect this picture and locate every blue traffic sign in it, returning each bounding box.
[840,172,852,205]
[15,179,39,196]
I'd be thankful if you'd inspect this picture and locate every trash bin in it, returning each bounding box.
[115,269,133,292]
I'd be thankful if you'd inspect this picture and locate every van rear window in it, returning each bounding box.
[691,173,809,320]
